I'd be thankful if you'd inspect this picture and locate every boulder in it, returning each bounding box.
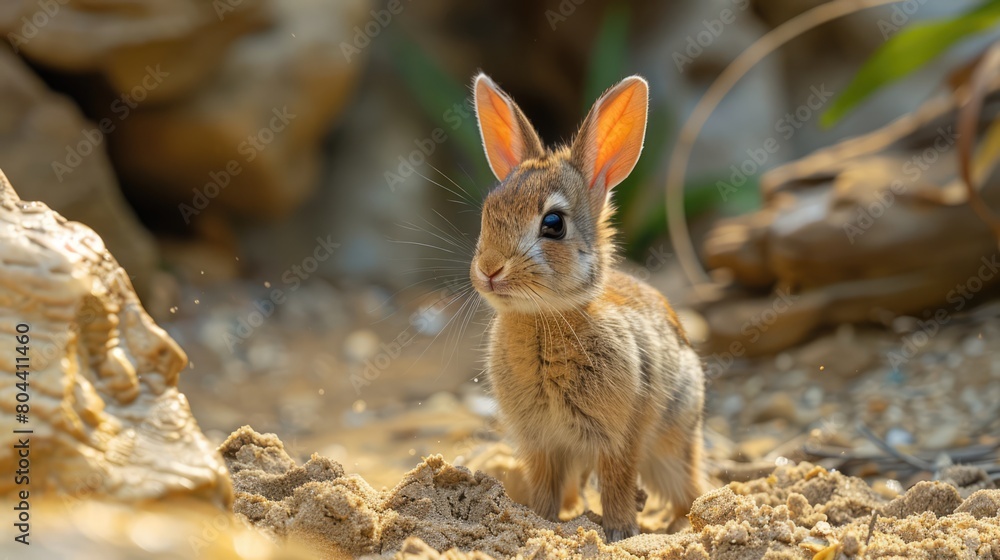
[0,170,230,505]
[0,49,158,296]
[701,93,1000,356]
[0,0,271,102]
[108,0,366,226]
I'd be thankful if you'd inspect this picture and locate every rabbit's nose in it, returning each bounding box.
[476,263,506,290]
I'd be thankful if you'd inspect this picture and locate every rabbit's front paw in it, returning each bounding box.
[604,523,639,543]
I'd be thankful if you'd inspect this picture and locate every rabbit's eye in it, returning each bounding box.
[540,212,566,239]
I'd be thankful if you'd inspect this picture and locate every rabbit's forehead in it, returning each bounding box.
[488,165,576,212]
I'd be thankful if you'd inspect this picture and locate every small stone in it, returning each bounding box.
[885,427,915,448]
[922,423,960,450]
[872,479,903,499]
[867,396,889,415]
[734,436,780,461]
[803,386,823,408]
[343,329,380,362]
[720,394,745,418]
[963,336,986,356]
[751,392,797,424]
[775,352,794,371]
[425,391,460,412]
[842,532,861,556]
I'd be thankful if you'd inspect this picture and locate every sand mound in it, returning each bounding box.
[221,427,1000,559]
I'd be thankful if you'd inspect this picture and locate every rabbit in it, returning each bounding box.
[468,73,707,542]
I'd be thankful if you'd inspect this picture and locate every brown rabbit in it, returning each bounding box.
[468,73,707,541]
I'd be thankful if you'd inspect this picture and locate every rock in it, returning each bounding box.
[0,170,230,504]
[922,422,961,450]
[734,436,781,461]
[109,0,366,225]
[0,0,271,102]
[700,91,1000,355]
[793,326,876,378]
[884,427,915,448]
[0,50,158,297]
[750,392,797,424]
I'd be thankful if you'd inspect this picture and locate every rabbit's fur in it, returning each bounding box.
[470,73,706,541]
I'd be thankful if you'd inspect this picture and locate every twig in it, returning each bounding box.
[856,424,935,472]
[865,509,879,548]
[957,40,1000,244]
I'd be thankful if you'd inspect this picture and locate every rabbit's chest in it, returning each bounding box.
[489,320,641,447]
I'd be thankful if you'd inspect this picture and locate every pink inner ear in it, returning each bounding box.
[477,79,524,180]
[585,79,647,192]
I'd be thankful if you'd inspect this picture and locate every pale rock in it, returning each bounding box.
[0,50,158,296]
[0,0,271,102]
[109,0,367,223]
[0,170,230,504]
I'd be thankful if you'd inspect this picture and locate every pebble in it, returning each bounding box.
[803,386,823,409]
[247,341,287,371]
[734,436,780,461]
[751,392,797,424]
[464,393,498,418]
[775,352,794,372]
[923,423,960,450]
[744,376,765,397]
[866,396,889,415]
[719,394,745,418]
[425,391,460,413]
[884,404,904,425]
[945,352,963,369]
[963,336,986,356]
[343,329,380,362]
[885,427,915,448]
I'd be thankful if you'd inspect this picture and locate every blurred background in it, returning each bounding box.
[3,0,999,491]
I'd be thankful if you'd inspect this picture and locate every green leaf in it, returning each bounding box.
[388,34,493,190]
[821,0,1000,128]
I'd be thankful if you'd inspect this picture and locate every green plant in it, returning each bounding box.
[822,0,1000,128]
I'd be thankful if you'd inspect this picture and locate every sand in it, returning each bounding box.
[219,426,1000,559]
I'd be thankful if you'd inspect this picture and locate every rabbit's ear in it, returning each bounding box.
[571,76,648,197]
[474,73,545,182]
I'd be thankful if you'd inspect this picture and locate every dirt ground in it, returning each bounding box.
[156,257,1000,557]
